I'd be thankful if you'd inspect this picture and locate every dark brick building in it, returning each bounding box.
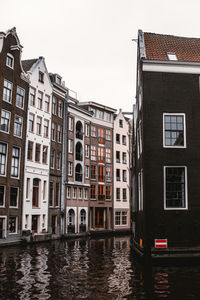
[0,28,29,243]
[134,30,200,259]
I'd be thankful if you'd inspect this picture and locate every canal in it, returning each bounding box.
[0,235,200,299]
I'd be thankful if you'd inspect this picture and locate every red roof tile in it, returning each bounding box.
[144,33,200,62]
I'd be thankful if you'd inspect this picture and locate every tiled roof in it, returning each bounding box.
[22,59,38,72]
[143,32,200,62]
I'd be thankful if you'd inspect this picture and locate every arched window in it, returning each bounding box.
[32,178,40,207]
[80,209,86,225]
[76,121,83,139]
[75,142,83,161]
[68,209,75,225]
[75,164,82,182]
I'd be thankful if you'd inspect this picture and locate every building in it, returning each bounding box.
[65,94,92,234]
[22,57,52,236]
[113,110,131,232]
[79,102,116,231]
[0,28,29,243]
[134,30,200,258]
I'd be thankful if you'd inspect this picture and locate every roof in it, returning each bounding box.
[143,32,200,62]
[22,59,38,72]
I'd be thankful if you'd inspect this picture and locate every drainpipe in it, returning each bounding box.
[61,91,68,235]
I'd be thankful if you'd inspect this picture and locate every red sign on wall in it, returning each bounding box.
[154,239,168,248]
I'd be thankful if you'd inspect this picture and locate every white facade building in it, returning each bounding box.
[22,57,52,234]
[113,110,130,231]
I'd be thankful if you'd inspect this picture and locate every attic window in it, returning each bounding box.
[167,53,178,61]
[39,71,44,83]
[56,76,61,85]
[6,53,14,69]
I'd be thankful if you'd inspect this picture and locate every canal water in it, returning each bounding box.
[0,236,200,300]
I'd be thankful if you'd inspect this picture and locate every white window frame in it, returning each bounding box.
[11,146,21,179]
[3,79,13,103]
[84,188,88,200]
[0,142,7,176]
[163,113,186,148]
[73,187,77,199]
[66,187,71,199]
[68,162,72,176]
[16,86,25,109]
[6,53,14,69]
[79,188,82,199]
[8,216,18,234]
[14,115,23,138]
[68,139,72,153]
[85,165,89,179]
[86,124,89,136]
[9,186,19,208]
[85,145,89,158]
[164,166,188,210]
[69,117,73,131]
[0,109,11,133]
[167,52,178,61]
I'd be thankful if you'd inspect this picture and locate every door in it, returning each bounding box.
[0,218,4,238]
[32,215,38,233]
[95,208,104,228]
[52,215,56,234]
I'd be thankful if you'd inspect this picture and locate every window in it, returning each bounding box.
[106,129,111,140]
[57,125,62,143]
[68,162,72,176]
[164,166,187,209]
[16,86,25,109]
[85,145,90,157]
[32,178,40,207]
[73,187,77,199]
[30,87,36,106]
[116,134,120,144]
[39,71,44,83]
[0,143,7,175]
[51,123,56,141]
[49,182,54,206]
[3,79,12,103]
[137,121,142,158]
[55,183,60,206]
[36,116,42,135]
[106,167,111,181]
[122,135,126,145]
[138,170,143,211]
[123,189,127,201]
[91,165,96,180]
[58,101,63,118]
[91,126,96,137]
[35,143,41,162]
[68,139,73,153]
[11,147,20,178]
[9,217,17,233]
[56,76,61,85]
[122,152,127,164]
[42,146,48,164]
[115,212,120,225]
[66,187,71,199]
[98,147,104,163]
[37,91,43,110]
[44,119,49,138]
[69,117,73,131]
[98,166,104,182]
[90,108,96,117]
[10,187,18,207]
[106,186,111,200]
[79,188,82,199]
[56,152,61,170]
[52,96,57,115]
[116,169,120,181]
[105,112,111,122]
[6,53,14,68]
[26,178,30,199]
[122,211,127,225]
[43,181,47,200]
[167,52,178,61]
[29,113,34,132]
[27,141,33,160]
[163,114,185,147]
[0,186,5,206]
[91,185,96,199]
[98,110,104,119]
[98,128,104,144]
[86,124,90,136]
[123,170,127,182]
[44,95,50,113]
[14,115,23,138]
[119,120,123,128]
[98,185,104,201]
[50,149,55,168]
[91,146,96,161]
[84,188,88,199]
[85,166,89,179]
[116,151,120,163]
[1,110,10,133]
[116,188,120,200]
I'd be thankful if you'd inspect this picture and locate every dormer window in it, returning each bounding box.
[6,53,14,69]
[167,52,178,61]
[39,71,44,83]
[56,76,61,85]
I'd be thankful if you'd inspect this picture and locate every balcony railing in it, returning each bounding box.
[76,131,83,140]
[76,152,83,161]
[98,195,105,201]
[106,176,111,182]
[68,225,75,233]
[98,137,105,144]
[75,172,83,182]
[98,156,105,163]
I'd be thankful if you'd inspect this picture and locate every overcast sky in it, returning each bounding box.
[1,0,200,112]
